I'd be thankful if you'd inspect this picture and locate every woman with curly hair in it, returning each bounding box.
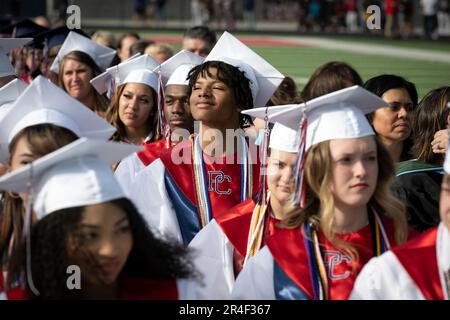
[0,139,197,299]
[0,77,114,298]
[231,86,412,300]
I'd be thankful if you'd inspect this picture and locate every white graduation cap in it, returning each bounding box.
[269,122,301,153]
[157,49,204,86]
[204,31,284,108]
[0,78,27,107]
[50,31,116,73]
[244,86,388,207]
[90,54,160,95]
[0,38,32,77]
[0,76,116,164]
[243,85,388,150]
[0,138,142,219]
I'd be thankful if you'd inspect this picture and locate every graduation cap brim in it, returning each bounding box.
[0,37,33,53]
[157,50,204,84]
[4,19,49,38]
[0,78,27,106]
[35,26,89,51]
[50,31,116,73]
[205,31,285,108]
[0,138,143,194]
[91,54,160,94]
[242,86,388,130]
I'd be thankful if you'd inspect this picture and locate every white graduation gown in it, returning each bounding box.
[231,246,276,300]
[129,158,183,243]
[182,219,236,299]
[115,153,145,198]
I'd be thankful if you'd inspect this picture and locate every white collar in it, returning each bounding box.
[437,223,450,300]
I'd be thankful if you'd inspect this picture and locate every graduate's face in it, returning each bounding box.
[440,174,450,232]
[372,88,413,144]
[67,202,133,286]
[164,84,193,133]
[189,67,240,129]
[329,136,378,209]
[118,83,154,132]
[62,59,94,102]
[267,149,297,208]
[9,135,40,203]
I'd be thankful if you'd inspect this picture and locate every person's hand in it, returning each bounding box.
[431,129,449,154]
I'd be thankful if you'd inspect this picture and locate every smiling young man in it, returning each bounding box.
[128,32,284,245]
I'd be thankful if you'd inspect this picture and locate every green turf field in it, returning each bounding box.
[105,29,450,99]
[251,45,450,100]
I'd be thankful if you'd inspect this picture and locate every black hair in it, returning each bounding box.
[363,74,418,161]
[363,74,418,119]
[187,60,254,128]
[27,198,196,299]
[183,26,216,47]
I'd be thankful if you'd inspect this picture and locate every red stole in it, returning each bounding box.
[267,219,396,300]
[159,139,261,220]
[0,272,28,300]
[118,277,179,300]
[216,199,281,276]
[215,199,280,257]
[137,139,170,166]
[392,227,444,300]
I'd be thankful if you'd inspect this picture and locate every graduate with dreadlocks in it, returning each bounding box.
[183,121,302,299]
[128,32,284,245]
[232,86,413,300]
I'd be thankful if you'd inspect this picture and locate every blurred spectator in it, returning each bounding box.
[244,0,256,30]
[437,0,450,36]
[129,39,155,57]
[306,0,322,31]
[384,0,399,38]
[297,0,309,32]
[117,32,140,61]
[214,0,236,31]
[145,43,173,63]
[155,0,167,22]
[191,0,211,26]
[398,0,414,39]
[345,0,359,33]
[420,0,439,39]
[182,25,216,57]
[133,0,147,21]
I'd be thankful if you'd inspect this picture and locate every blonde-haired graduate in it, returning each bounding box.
[231,86,415,300]
[350,123,450,300]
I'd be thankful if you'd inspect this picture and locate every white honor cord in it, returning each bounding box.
[437,223,450,300]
